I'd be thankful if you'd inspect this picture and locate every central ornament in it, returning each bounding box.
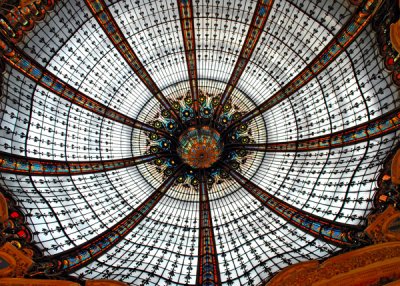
[178,126,223,169]
[144,88,257,188]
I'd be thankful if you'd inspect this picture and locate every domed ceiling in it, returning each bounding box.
[0,0,399,285]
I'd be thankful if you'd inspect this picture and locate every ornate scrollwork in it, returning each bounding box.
[373,0,400,86]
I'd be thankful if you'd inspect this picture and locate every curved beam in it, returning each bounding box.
[224,0,383,133]
[213,0,274,121]
[0,151,168,176]
[84,0,183,127]
[0,39,172,139]
[227,107,400,152]
[177,0,200,124]
[219,162,360,247]
[30,165,183,274]
[197,171,221,285]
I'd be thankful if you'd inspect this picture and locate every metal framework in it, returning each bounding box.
[84,0,183,127]
[224,0,383,134]
[227,107,400,152]
[0,39,171,138]
[213,0,274,121]
[219,162,359,246]
[0,0,398,285]
[177,0,200,123]
[197,171,221,285]
[0,151,168,176]
[33,165,183,274]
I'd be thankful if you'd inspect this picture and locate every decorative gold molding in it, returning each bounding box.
[312,256,400,286]
[390,20,400,55]
[0,252,16,278]
[0,278,80,285]
[392,148,400,185]
[365,205,400,243]
[0,243,32,277]
[20,0,38,7]
[267,242,400,286]
[0,193,8,225]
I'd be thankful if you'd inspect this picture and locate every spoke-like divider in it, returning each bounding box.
[197,171,221,285]
[177,0,200,124]
[213,0,274,121]
[85,0,183,127]
[0,151,169,176]
[0,39,172,139]
[29,165,183,274]
[219,162,360,246]
[223,0,383,135]
[227,107,400,152]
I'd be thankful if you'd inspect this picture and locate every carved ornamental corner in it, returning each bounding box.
[365,205,400,243]
[266,242,400,286]
[373,0,400,86]
[265,145,400,285]
[0,242,33,278]
[392,147,400,185]
[391,20,400,55]
[366,146,400,244]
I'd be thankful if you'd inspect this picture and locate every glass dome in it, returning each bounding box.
[0,0,399,285]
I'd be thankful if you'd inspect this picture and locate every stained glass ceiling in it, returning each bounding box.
[0,0,399,285]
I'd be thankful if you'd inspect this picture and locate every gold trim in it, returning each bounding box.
[0,193,8,225]
[392,148,400,185]
[0,252,16,278]
[0,278,80,285]
[390,20,400,55]
[267,242,400,286]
